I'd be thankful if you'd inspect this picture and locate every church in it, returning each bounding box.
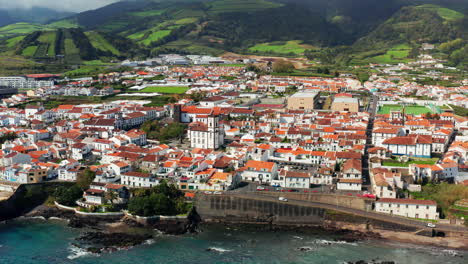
[188,115,224,149]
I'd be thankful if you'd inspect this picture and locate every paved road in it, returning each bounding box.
[228,192,468,233]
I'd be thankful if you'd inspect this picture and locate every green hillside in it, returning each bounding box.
[0,0,467,72]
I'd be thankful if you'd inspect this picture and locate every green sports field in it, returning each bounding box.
[378,105,435,115]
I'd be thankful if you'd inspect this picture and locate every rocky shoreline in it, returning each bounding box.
[22,205,197,254]
[16,205,468,256]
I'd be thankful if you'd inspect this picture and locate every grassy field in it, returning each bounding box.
[416,5,464,21]
[47,19,79,28]
[0,23,43,35]
[140,30,172,45]
[248,40,313,55]
[130,9,165,17]
[21,46,38,57]
[37,31,57,57]
[85,31,121,56]
[64,66,107,77]
[410,183,468,218]
[6,36,25,48]
[127,31,146,40]
[383,158,438,167]
[137,86,190,94]
[162,40,224,55]
[64,37,81,64]
[378,104,434,115]
[207,0,281,13]
[368,44,411,64]
[175,17,198,25]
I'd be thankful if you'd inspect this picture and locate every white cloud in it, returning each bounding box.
[0,0,121,12]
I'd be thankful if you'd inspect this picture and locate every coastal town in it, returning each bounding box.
[0,52,467,236]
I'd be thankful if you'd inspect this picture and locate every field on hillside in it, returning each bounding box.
[248,40,313,55]
[378,104,434,115]
[6,36,25,48]
[368,44,411,64]
[141,30,172,46]
[207,0,281,13]
[85,32,121,56]
[0,23,43,38]
[162,40,224,55]
[130,9,165,17]
[137,86,190,94]
[21,46,37,57]
[47,19,79,29]
[416,5,464,20]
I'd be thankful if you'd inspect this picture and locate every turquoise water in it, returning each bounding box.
[0,219,466,264]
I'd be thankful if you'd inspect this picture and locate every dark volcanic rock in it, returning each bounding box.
[346,261,395,264]
[77,231,153,254]
[26,206,75,219]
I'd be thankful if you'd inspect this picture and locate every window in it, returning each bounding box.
[416,205,419,209]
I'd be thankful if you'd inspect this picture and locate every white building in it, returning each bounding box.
[337,159,362,191]
[188,115,224,149]
[281,170,311,189]
[241,160,277,183]
[382,135,432,158]
[375,198,439,220]
[0,76,54,89]
[121,172,159,188]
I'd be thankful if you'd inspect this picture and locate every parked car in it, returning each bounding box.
[256,186,265,191]
[427,223,436,228]
[288,189,299,192]
[213,191,222,195]
[272,184,281,188]
[279,197,288,202]
[204,191,213,195]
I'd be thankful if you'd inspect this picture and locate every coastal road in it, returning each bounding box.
[227,192,468,234]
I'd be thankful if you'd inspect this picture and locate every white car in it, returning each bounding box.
[204,191,213,195]
[427,223,436,228]
[213,191,222,195]
[279,197,288,202]
[256,186,265,191]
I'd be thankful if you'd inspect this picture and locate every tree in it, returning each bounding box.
[55,185,82,206]
[127,181,185,216]
[272,60,294,73]
[77,169,95,190]
[105,191,118,205]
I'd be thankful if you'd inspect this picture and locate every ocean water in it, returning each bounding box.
[0,219,466,264]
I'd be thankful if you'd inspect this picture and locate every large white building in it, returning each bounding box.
[0,76,54,89]
[382,135,432,158]
[188,115,224,149]
[375,198,439,220]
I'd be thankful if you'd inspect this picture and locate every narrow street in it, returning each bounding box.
[362,94,378,187]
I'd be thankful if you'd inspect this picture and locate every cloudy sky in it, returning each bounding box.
[0,0,121,12]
